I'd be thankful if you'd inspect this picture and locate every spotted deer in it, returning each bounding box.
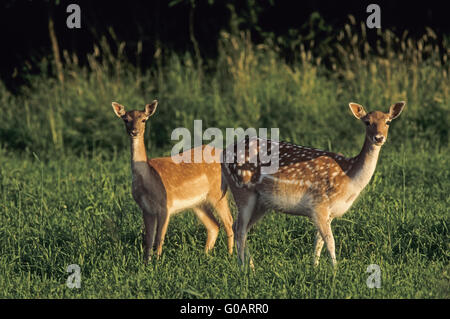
[112,100,234,262]
[221,101,405,267]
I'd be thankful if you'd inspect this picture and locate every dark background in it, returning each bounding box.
[1,0,448,90]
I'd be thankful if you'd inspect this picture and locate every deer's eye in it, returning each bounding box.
[141,119,146,123]
[386,120,391,125]
[363,120,370,126]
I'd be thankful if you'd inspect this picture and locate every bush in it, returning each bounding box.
[0,20,448,158]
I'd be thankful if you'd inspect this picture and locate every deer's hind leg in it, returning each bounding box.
[193,205,220,253]
[213,196,234,255]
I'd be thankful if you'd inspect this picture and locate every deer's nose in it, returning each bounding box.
[374,135,385,143]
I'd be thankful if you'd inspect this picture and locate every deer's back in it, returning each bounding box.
[148,145,224,214]
[223,137,358,217]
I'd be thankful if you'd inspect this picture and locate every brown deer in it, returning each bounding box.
[221,101,405,267]
[112,100,234,262]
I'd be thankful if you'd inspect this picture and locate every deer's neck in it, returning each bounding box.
[130,136,149,167]
[348,136,381,191]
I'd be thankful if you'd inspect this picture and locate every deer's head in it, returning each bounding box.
[349,101,405,146]
[112,100,158,138]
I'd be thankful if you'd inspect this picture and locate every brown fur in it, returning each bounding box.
[112,101,234,262]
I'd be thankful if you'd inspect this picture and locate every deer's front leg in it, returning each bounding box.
[313,231,325,267]
[234,193,257,266]
[142,211,157,263]
[155,209,170,258]
[314,210,336,267]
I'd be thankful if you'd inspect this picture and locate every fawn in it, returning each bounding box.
[221,101,405,267]
[112,100,234,262]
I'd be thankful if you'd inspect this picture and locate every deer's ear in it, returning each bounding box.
[349,102,367,119]
[145,100,158,118]
[112,102,126,118]
[389,101,405,120]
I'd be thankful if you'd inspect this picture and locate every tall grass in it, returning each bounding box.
[0,18,448,158]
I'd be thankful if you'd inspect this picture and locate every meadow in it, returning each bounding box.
[0,20,448,298]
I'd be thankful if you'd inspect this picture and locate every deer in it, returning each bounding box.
[112,100,234,262]
[221,101,406,268]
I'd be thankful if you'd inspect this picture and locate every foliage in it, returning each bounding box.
[0,17,448,157]
[0,13,448,298]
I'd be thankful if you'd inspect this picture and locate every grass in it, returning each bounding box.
[0,138,448,298]
[0,18,448,298]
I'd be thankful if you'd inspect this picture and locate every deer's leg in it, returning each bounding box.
[234,192,257,265]
[142,212,157,263]
[240,202,266,270]
[313,231,325,267]
[155,209,170,258]
[214,197,234,255]
[246,202,267,232]
[314,210,336,267]
[193,206,220,253]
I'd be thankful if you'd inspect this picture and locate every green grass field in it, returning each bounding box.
[0,22,448,298]
[0,139,448,298]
